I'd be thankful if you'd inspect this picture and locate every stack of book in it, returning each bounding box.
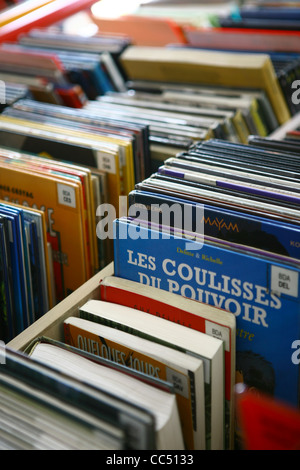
[110,134,300,446]
[0,92,154,339]
[112,135,300,412]
[88,85,277,172]
[0,37,127,106]
[119,45,290,128]
[6,262,236,450]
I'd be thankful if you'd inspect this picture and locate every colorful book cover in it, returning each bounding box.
[113,217,300,408]
[129,189,300,260]
[0,216,13,341]
[0,163,87,302]
[0,115,123,213]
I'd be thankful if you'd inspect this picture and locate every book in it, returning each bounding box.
[1,345,155,450]
[128,187,300,261]
[63,315,205,450]
[126,80,279,135]
[120,46,290,125]
[100,274,236,450]
[78,298,225,450]
[0,161,87,303]
[28,338,185,450]
[0,200,52,329]
[0,0,97,43]
[184,26,300,53]
[26,335,180,392]
[0,114,125,215]
[90,15,187,47]
[113,217,300,412]
[9,98,150,183]
[236,386,300,450]
[0,369,125,450]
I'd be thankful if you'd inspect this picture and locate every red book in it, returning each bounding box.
[0,0,96,43]
[236,387,300,450]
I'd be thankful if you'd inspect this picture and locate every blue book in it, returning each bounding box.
[114,217,300,408]
[129,189,300,260]
[240,7,300,21]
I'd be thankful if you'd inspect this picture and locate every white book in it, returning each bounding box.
[79,299,225,450]
[30,342,184,451]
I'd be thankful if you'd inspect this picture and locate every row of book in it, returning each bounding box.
[0,35,288,343]
[1,37,283,167]
[3,328,300,450]
[4,173,300,450]
[110,133,300,449]
[90,2,300,118]
[0,92,152,341]
[0,1,299,451]
[3,87,299,449]
[0,30,129,107]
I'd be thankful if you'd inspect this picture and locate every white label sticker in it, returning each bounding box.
[271,265,299,298]
[166,367,189,399]
[205,321,230,352]
[57,184,76,208]
[96,152,116,174]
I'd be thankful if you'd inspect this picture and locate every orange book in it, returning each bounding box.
[0,162,87,302]
[92,15,187,47]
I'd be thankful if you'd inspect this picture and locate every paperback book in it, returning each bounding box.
[113,217,300,410]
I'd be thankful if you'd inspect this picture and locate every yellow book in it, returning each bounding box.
[0,115,123,213]
[0,148,97,276]
[232,110,250,144]
[0,163,87,302]
[249,98,268,137]
[0,156,91,282]
[64,316,206,450]
[120,46,290,125]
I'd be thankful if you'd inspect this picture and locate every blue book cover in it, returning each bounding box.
[114,217,300,407]
[129,189,300,260]
[240,7,300,21]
